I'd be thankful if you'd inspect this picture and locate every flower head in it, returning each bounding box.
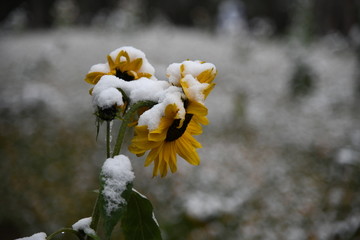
[166,60,217,126]
[166,60,217,101]
[85,46,156,85]
[129,103,203,177]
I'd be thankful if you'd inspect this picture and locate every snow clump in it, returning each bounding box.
[15,232,47,240]
[101,155,135,216]
[72,217,96,236]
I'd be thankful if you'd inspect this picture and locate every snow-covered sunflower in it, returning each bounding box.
[85,46,156,86]
[166,60,217,125]
[128,102,203,177]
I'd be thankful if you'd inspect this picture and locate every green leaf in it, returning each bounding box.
[99,181,133,240]
[122,189,162,240]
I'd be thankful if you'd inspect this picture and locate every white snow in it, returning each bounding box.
[181,74,209,103]
[93,87,124,108]
[92,74,187,130]
[88,63,110,74]
[72,217,96,236]
[137,86,185,130]
[15,232,47,240]
[89,49,216,130]
[166,60,216,85]
[91,75,171,109]
[166,63,182,85]
[101,155,135,216]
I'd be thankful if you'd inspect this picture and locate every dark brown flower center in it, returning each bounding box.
[116,68,135,81]
[165,113,193,142]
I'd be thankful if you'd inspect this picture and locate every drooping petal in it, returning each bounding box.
[176,135,201,165]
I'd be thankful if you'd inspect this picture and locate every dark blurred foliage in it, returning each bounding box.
[1,0,360,38]
[0,100,98,239]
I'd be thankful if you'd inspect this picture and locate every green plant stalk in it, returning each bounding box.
[112,100,156,157]
[106,121,111,158]
[90,100,156,235]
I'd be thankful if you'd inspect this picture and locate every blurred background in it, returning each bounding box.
[1,0,360,239]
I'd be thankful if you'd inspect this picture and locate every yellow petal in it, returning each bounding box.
[176,135,200,165]
[203,83,216,99]
[187,101,208,117]
[167,142,178,173]
[84,72,106,85]
[145,146,161,166]
[107,55,115,70]
[127,58,143,72]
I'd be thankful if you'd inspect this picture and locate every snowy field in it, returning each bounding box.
[1,26,360,240]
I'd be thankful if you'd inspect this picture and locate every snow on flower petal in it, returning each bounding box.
[84,46,156,86]
[108,46,156,80]
[92,75,172,109]
[166,60,217,102]
[137,86,185,130]
[129,102,203,177]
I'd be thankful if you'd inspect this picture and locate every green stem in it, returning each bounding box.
[47,228,84,240]
[89,100,156,236]
[89,194,101,233]
[112,100,156,157]
[106,121,111,158]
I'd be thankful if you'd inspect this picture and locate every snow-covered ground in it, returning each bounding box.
[1,26,360,240]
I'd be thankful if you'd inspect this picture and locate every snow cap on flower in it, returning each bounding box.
[166,60,217,103]
[138,86,185,130]
[92,76,124,109]
[85,46,157,85]
[92,75,172,109]
[108,46,156,80]
[166,60,216,85]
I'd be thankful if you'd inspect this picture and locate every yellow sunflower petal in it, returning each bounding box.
[138,72,153,78]
[187,101,208,117]
[197,68,217,84]
[84,72,106,85]
[107,55,116,70]
[186,120,203,135]
[153,157,160,177]
[145,146,161,166]
[127,58,143,72]
[166,142,178,173]
[158,147,168,177]
[176,135,201,165]
[203,83,216,99]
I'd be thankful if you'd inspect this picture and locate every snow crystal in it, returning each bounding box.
[108,46,156,79]
[101,155,135,216]
[72,217,95,236]
[15,232,47,240]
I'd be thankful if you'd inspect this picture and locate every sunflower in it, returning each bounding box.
[167,60,217,126]
[129,103,204,177]
[85,46,155,86]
